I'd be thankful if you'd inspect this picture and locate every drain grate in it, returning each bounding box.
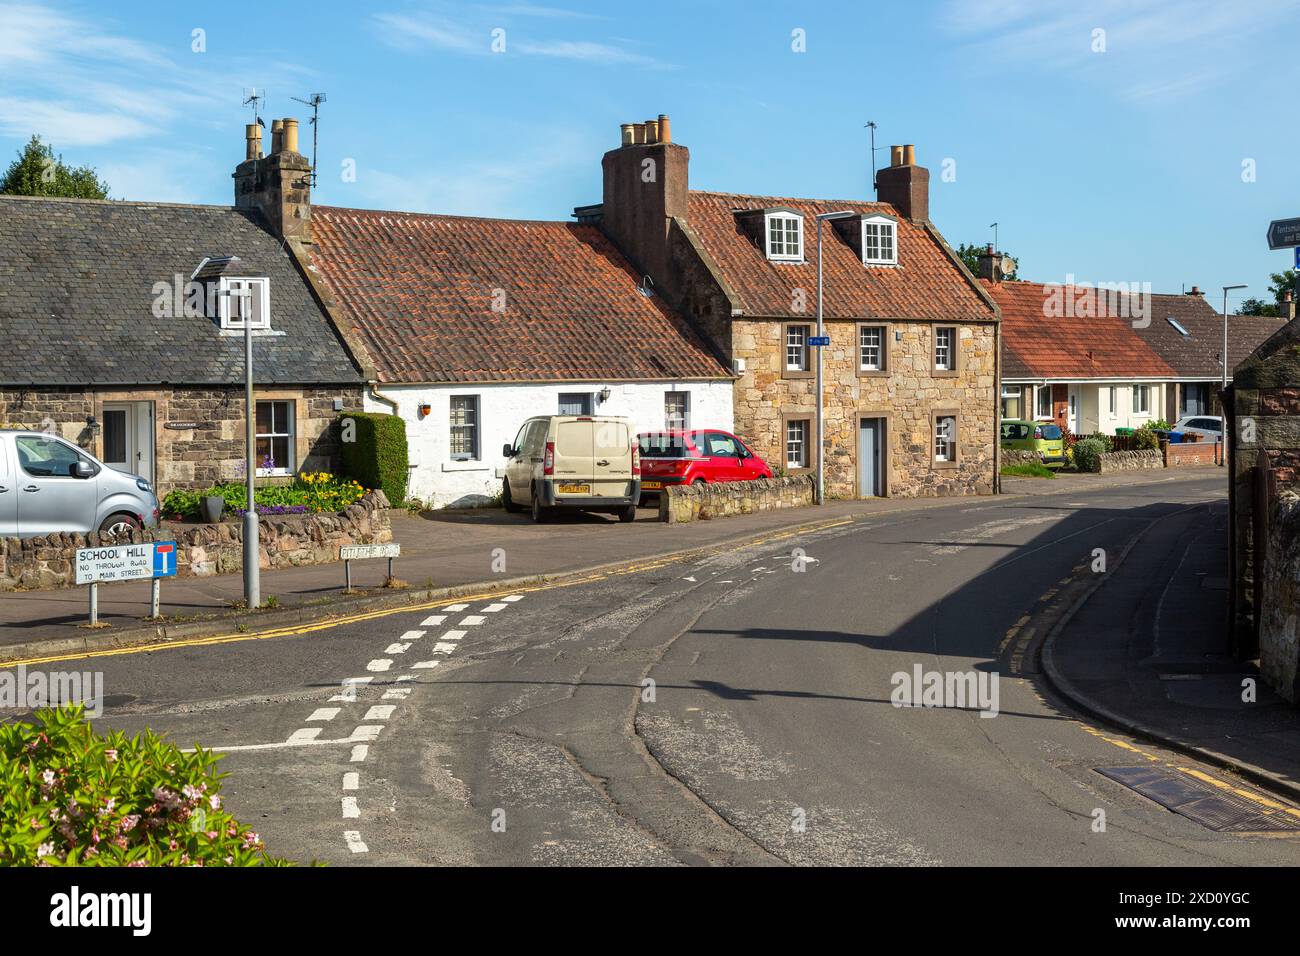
[1096,765,1300,833]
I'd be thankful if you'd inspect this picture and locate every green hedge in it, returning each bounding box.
[1073,437,1106,473]
[338,410,408,507]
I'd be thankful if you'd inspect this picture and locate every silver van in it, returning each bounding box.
[501,415,641,522]
[0,430,160,539]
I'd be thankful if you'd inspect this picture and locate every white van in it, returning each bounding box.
[502,415,641,523]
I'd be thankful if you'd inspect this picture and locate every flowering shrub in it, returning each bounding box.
[163,472,368,520]
[0,706,291,866]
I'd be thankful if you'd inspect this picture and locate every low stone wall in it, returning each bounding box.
[1259,491,1300,703]
[1001,450,1044,465]
[659,476,815,523]
[0,491,391,591]
[1096,449,1164,473]
[1164,440,1223,467]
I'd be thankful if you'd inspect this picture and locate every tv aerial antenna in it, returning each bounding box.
[242,88,266,130]
[864,121,883,197]
[291,93,327,186]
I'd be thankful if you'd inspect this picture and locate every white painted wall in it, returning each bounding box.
[1025,382,1166,435]
[364,380,734,508]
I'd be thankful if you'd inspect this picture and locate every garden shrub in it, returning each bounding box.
[338,411,408,508]
[161,473,367,520]
[0,706,290,866]
[1133,425,1161,451]
[1072,437,1106,473]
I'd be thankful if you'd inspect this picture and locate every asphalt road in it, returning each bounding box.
[12,471,1300,866]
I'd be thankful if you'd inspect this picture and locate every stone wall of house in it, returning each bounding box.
[730,319,997,499]
[0,491,390,590]
[1096,449,1163,472]
[659,475,814,523]
[1257,490,1300,703]
[0,385,362,495]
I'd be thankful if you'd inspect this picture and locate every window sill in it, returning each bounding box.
[932,369,959,378]
[781,369,815,380]
[219,328,285,337]
[932,459,960,471]
[858,368,889,378]
[442,460,489,472]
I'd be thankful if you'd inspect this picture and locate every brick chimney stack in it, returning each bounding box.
[876,143,929,222]
[978,243,1000,282]
[599,113,687,298]
[234,117,313,243]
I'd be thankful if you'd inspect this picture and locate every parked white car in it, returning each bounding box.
[1172,416,1223,441]
[0,430,160,539]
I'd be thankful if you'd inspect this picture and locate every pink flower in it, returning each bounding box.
[36,842,54,858]
[119,814,140,832]
[41,769,55,785]
[127,860,148,868]
[104,749,118,763]
[209,794,222,810]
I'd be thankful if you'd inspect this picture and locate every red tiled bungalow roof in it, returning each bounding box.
[310,206,731,384]
[684,191,998,322]
[984,280,1178,381]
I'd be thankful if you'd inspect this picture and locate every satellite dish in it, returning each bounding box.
[999,255,1017,278]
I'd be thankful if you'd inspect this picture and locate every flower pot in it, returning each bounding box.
[200,496,226,523]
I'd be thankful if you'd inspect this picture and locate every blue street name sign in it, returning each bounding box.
[809,335,831,347]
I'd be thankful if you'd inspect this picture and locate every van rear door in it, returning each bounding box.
[552,418,595,495]
[592,419,633,496]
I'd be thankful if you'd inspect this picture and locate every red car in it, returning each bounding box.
[637,429,773,501]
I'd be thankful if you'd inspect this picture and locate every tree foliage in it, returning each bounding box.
[0,136,110,199]
[956,242,1019,280]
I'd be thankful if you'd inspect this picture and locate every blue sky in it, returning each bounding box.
[2,0,1297,309]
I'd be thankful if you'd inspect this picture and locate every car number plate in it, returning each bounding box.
[558,483,590,494]
[642,481,663,490]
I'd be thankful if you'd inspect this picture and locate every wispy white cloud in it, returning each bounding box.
[371,5,667,66]
[940,0,1300,102]
[0,96,153,146]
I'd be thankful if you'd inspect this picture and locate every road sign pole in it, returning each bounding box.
[88,582,98,626]
[345,559,352,592]
[150,578,161,618]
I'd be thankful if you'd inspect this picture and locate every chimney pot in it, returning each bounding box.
[283,117,299,154]
[645,119,659,144]
[890,145,904,167]
[658,113,671,143]
[620,123,635,147]
[903,144,916,165]
[245,123,262,161]
[632,123,646,144]
[270,118,284,154]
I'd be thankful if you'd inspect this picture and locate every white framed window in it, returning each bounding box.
[859,325,885,371]
[449,395,480,460]
[861,215,897,265]
[255,400,294,475]
[1132,384,1150,415]
[765,212,803,261]
[786,419,809,469]
[664,391,690,431]
[219,277,270,330]
[785,324,810,372]
[1000,385,1022,420]
[934,327,954,371]
[934,415,957,462]
[1036,386,1053,419]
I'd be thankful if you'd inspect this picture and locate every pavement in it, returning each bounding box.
[15,465,1297,866]
[1043,488,1300,800]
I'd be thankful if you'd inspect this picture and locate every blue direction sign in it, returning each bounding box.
[809,335,831,347]
[1294,246,1299,269]
[152,541,178,578]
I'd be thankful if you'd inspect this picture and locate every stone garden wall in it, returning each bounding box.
[1096,449,1163,473]
[1258,490,1300,703]
[659,476,815,523]
[0,492,391,591]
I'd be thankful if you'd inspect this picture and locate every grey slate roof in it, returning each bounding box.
[0,195,363,387]
[1130,292,1287,379]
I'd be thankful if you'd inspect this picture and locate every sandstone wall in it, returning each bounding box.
[1096,449,1163,472]
[0,492,390,590]
[1258,490,1300,702]
[730,319,997,499]
[659,476,814,523]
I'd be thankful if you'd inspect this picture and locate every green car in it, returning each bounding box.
[1000,419,1065,466]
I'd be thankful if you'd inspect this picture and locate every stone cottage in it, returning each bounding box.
[0,118,366,495]
[576,116,1001,498]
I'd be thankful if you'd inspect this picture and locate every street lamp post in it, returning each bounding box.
[815,211,857,505]
[1221,284,1247,469]
[241,288,259,609]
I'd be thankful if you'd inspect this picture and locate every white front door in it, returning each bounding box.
[102,402,154,482]
[1067,389,1080,435]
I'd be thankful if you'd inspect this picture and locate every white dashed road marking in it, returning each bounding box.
[501,594,523,602]
[398,630,426,642]
[441,629,467,641]
[306,708,340,722]
[341,797,360,819]
[287,728,322,743]
[433,642,458,654]
[385,642,411,654]
[444,603,470,612]
[459,615,485,626]
[421,615,447,626]
[342,772,359,791]
[350,745,369,763]
[366,659,392,672]
[483,603,508,612]
[350,725,384,741]
[413,660,440,669]
[382,688,411,701]
[364,705,396,721]
[344,831,369,854]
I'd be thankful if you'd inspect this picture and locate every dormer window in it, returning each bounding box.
[218,277,270,330]
[861,215,897,265]
[765,212,803,261]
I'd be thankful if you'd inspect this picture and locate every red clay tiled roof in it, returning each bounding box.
[684,191,997,321]
[984,280,1178,380]
[310,206,731,384]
